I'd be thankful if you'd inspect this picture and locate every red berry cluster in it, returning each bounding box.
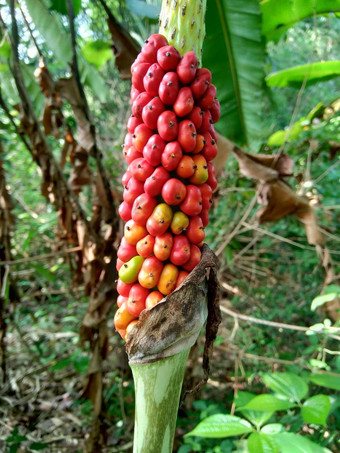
[114,34,219,340]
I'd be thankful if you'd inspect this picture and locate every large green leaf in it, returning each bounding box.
[311,285,340,311]
[247,432,279,453]
[24,0,73,66]
[266,61,340,88]
[24,0,108,101]
[238,394,296,412]
[309,374,340,391]
[49,0,82,16]
[275,432,332,453]
[185,414,253,438]
[301,394,331,425]
[82,40,112,69]
[261,0,340,42]
[203,0,265,149]
[262,373,308,403]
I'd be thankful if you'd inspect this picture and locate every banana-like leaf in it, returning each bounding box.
[261,0,340,42]
[203,0,265,149]
[24,0,108,101]
[266,61,340,88]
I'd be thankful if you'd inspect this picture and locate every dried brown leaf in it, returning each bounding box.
[257,180,323,246]
[232,147,293,181]
[106,15,139,79]
[127,245,220,365]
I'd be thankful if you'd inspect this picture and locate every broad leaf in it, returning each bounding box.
[203,0,265,149]
[24,0,108,101]
[275,432,332,453]
[311,285,340,311]
[301,394,331,425]
[50,0,82,16]
[239,409,274,427]
[263,373,308,402]
[24,0,73,66]
[266,61,340,88]
[238,394,296,412]
[261,424,285,434]
[309,374,340,391]
[185,414,253,438]
[82,40,112,69]
[127,0,160,19]
[235,393,274,427]
[247,432,279,453]
[261,0,340,42]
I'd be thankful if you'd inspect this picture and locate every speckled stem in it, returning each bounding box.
[131,348,190,453]
[159,0,207,62]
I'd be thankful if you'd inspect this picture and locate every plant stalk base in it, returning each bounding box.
[130,348,190,453]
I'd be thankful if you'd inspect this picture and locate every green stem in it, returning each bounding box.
[159,0,207,61]
[131,348,190,453]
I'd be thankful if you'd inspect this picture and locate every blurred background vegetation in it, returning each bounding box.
[0,0,339,452]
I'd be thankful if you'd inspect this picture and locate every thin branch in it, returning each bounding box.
[0,246,81,266]
[215,191,258,256]
[65,0,116,224]
[242,221,340,255]
[1,4,100,242]
[220,303,340,341]
[18,4,43,59]
[0,88,33,155]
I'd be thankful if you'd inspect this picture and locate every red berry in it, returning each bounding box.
[144,167,170,197]
[207,162,218,191]
[143,63,165,96]
[177,51,198,84]
[157,111,178,141]
[157,45,181,71]
[173,87,194,117]
[186,216,205,244]
[198,110,213,134]
[178,120,197,153]
[132,92,153,118]
[210,99,220,123]
[182,244,201,272]
[130,86,141,103]
[142,97,165,130]
[202,132,218,161]
[161,178,187,206]
[127,115,143,133]
[118,237,137,262]
[131,62,150,91]
[143,134,166,166]
[170,235,191,266]
[129,158,154,182]
[190,68,211,99]
[123,177,144,204]
[187,106,204,130]
[199,183,213,209]
[161,141,183,171]
[117,279,134,297]
[131,193,157,225]
[200,208,210,227]
[124,146,142,165]
[198,84,217,110]
[176,155,196,179]
[159,72,180,105]
[119,201,132,222]
[141,34,168,63]
[180,185,203,216]
[132,124,153,152]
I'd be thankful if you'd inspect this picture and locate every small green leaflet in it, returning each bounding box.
[301,394,331,425]
[185,414,253,438]
[266,61,340,88]
[262,372,308,403]
[311,285,340,311]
